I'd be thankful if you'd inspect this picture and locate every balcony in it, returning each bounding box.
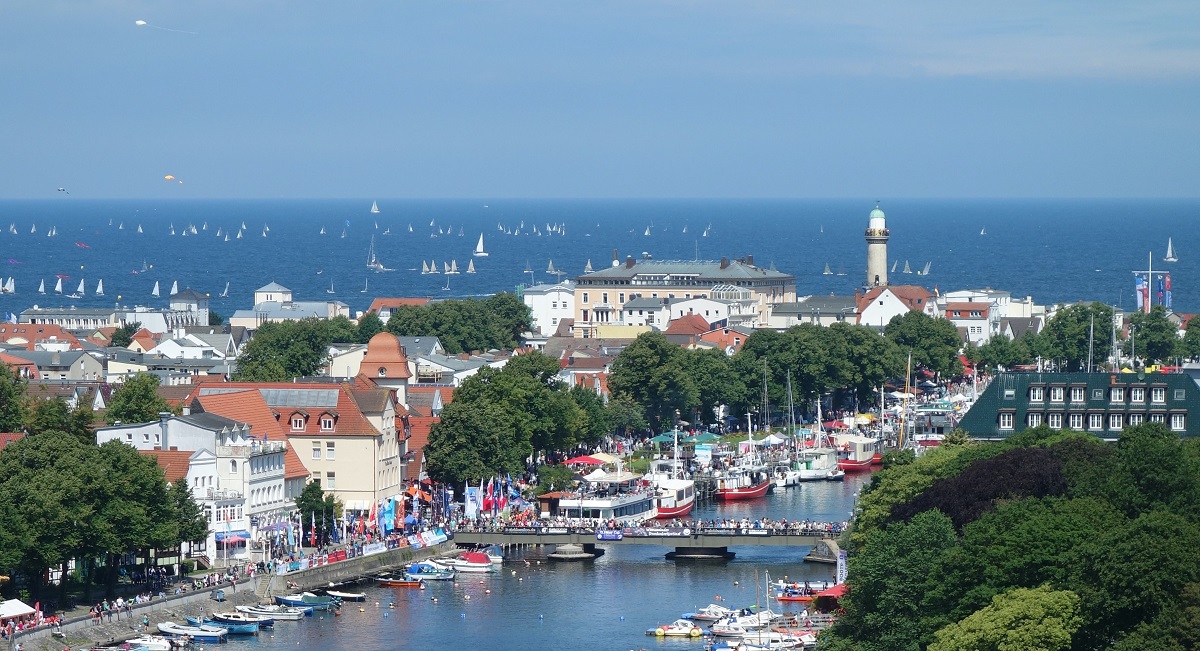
[591,303,615,311]
[205,488,244,501]
[216,441,288,458]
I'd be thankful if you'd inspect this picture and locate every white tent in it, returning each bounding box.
[0,598,34,620]
[889,391,915,399]
[762,434,787,446]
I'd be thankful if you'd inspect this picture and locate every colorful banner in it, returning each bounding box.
[836,550,848,585]
[1166,273,1173,309]
[1135,275,1146,311]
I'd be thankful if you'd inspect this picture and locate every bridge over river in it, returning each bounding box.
[451,527,839,560]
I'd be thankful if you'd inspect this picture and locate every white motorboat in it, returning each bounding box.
[684,603,734,622]
[157,622,227,642]
[235,604,309,620]
[125,635,177,651]
[647,619,703,638]
[326,590,367,601]
[441,551,496,573]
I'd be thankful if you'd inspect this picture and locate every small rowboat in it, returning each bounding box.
[326,590,367,601]
[377,576,425,588]
[236,604,310,620]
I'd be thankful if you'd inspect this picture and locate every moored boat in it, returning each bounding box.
[236,604,310,620]
[186,616,258,635]
[326,589,367,601]
[647,619,704,637]
[554,469,658,523]
[211,611,274,627]
[376,575,426,588]
[157,622,227,642]
[712,464,772,501]
[834,434,877,472]
[441,551,496,573]
[274,592,339,610]
[683,603,734,622]
[125,635,180,651]
[404,561,455,581]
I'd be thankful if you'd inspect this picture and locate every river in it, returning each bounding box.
[214,473,867,651]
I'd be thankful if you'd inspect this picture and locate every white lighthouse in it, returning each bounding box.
[865,203,889,288]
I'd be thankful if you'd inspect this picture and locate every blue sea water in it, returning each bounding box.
[0,198,1193,317]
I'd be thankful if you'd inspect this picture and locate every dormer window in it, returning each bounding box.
[320,416,334,431]
[291,416,305,431]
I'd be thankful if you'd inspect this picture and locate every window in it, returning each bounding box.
[1027,413,1043,427]
[312,472,321,487]
[582,293,589,303]
[1175,389,1187,401]
[1069,413,1083,430]
[321,416,334,431]
[1071,387,1085,403]
[1151,387,1166,403]
[1004,389,1016,400]
[326,442,335,460]
[1172,414,1186,431]
[1029,387,1044,402]
[291,416,305,431]
[1128,413,1144,426]
[1130,387,1145,403]
[1151,413,1166,424]
[325,472,336,489]
[1092,389,1104,400]
[1110,388,1125,402]
[1088,413,1103,431]
[1047,413,1062,429]
[602,293,608,303]
[1049,387,1064,403]
[125,432,133,441]
[143,432,150,443]
[378,367,387,378]
[999,413,1014,430]
[551,301,557,309]
[311,445,321,460]
[1109,414,1123,430]
[230,460,238,473]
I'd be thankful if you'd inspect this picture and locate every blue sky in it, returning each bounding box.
[2,1,1198,199]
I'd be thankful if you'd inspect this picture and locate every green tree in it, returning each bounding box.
[355,311,385,344]
[424,400,527,487]
[105,372,171,425]
[569,384,610,446]
[385,293,530,354]
[884,311,964,378]
[1181,317,1200,361]
[209,310,224,326]
[1040,303,1114,371]
[928,585,1082,651]
[294,481,341,547]
[109,321,141,348]
[1125,305,1179,365]
[26,397,94,444]
[0,364,28,432]
[325,315,359,344]
[168,480,209,544]
[975,335,1033,371]
[535,464,576,494]
[605,392,648,436]
[234,319,336,381]
[609,331,696,430]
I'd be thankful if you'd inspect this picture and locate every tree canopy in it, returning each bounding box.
[105,372,172,425]
[385,293,531,354]
[1125,304,1179,365]
[1033,302,1115,371]
[109,321,141,348]
[884,311,964,378]
[826,423,1200,651]
[233,318,343,381]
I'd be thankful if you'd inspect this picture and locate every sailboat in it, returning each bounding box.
[449,260,460,274]
[361,277,369,293]
[151,281,159,298]
[241,221,247,230]
[466,259,476,274]
[30,224,36,234]
[38,279,45,295]
[370,200,380,214]
[902,260,913,274]
[442,261,451,274]
[891,260,898,273]
[919,261,932,276]
[326,279,335,294]
[118,222,124,230]
[320,226,326,235]
[421,261,429,274]
[219,282,229,298]
[473,233,488,257]
[8,224,15,234]
[95,279,104,296]
[408,224,413,233]
[584,259,593,273]
[261,227,267,237]
[137,224,143,233]
[367,235,391,272]
[170,281,178,296]
[644,226,651,236]
[3,278,13,294]
[428,259,439,274]
[682,225,688,233]
[980,227,987,236]
[54,278,63,295]
[236,229,243,239]
[823,263,832,275]
[69,278,84,299]
[169,224,175,235]
[224,234,230,242]
[1165,238,1178,262]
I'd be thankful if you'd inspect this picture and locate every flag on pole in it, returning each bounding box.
[1166,274,1173,309]
[1135,275,1146,311]
[482,477,494,512]
[1159,274,1166,305]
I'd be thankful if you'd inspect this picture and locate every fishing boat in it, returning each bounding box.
[404,561,455,581]
[473,233,489,257]
[210,611,273,627]
[376,574,425,588]
[1166,237,1179,262]
[370,200,380,214]
[325,589,367,601]
[157,622,227,642]
[186,616,257,635]
[834,433,877,472]
[647,619,703,638]
[274,592,339,610]
[440,551,495,573]
[235,604,310,620]
[683,603,734,622]
[712,463,772,500]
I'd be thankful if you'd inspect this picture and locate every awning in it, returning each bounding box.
[564,455,603,465]
[215,529,251,543]
[0,598,35,620]
[815,583,848,599]
[589,452,618,464]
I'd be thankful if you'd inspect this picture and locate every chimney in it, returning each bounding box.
[746,254,754,267]
[720,257,729,269]
[159,411,171,450]
[625,256,635,269]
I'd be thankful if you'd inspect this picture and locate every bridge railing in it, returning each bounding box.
[448,523,844,538]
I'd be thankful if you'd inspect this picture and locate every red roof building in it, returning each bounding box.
[139,449,194,484]
[0,323,82,350]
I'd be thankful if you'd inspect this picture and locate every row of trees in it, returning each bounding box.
[0,368,173,437]
[0,430,208,601]
[423,352,644,487]
[234,293,532,381]
[825,423,1200,650]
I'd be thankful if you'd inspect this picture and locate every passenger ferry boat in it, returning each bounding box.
[555,470,658,524]
[711,461,772,500]
[647,458,696,519]
[834,434,878,472]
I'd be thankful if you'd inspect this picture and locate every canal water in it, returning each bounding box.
[216,474,868,651]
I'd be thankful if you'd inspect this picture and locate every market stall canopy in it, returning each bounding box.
[683,432,721,443]
[888,391,915,399]
[823,420,849,430]
[762,434,787,445]
[564,455,603,465]
[590,452,618,464]
[0,599,34,620]
[649,434,676,444]
[405,485,431,501]
[816,584,848,599]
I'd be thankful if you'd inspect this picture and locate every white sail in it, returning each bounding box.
[220,282,229,298]
[921,261,932,275]
[466,259,476,274]
[370,200,380,214]
[429,259,439,274]
[30,224,36,234]
[584,259,593,273]
[326,279,335,294]
[119,222,124,230]
[224,234,229,241]
[320,226,326,235]
[76,279,85,296]
[443,261,450,274]
[644,226,651,236]
[450,260,459,274]
[4,278,13,293]
[823,263,832,275]
[170,281,178,296]
[473,233,489,257]
[55,278,63,294]
[96,279,104,296]
[241,221,247,230]
[236,229,243,239]
[1165,238,1178,262]
[903,260,912,273]
[151,281,159,297]
[361,277,369,293]
[38,279,45,294]
[891,260,898,273]
[421,260,429,274]
[137,224,143,233]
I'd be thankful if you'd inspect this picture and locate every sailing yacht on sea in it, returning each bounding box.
[326,279,335,294]
[473,233,489,257]
[823,263,832,275]
[54,278,63,295]
[137,224,143,233]
[370,201,380,214]
[95,279,104,296]
[584,259,593,273]
[1165,238,1179,262]
[367,236,391,272]
[891,260,898,273]
[170,281,178,296]
[428,259,439,274]
[902,260,913,274]
[466,259,476,274]
[320,226,326,235]
[220,282,229,298]
[38,279,45,295]
[421,261,429,274]
[151,281,159,298]
[69,279,84,299]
